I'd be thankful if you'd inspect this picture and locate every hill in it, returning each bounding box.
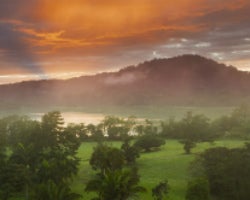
[0,54,250,108]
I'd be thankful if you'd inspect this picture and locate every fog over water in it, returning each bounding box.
[30,112,105,125]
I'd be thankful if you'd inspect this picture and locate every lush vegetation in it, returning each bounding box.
[188,144,250,200]
[1,105,250,199]
[72,140,245,200]
[0,112,81,200]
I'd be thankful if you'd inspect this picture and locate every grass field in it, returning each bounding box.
[72,139,245,200]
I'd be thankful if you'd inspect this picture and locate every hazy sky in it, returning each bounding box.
[0,0,250,84]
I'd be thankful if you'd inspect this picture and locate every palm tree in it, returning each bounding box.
[85,168,146,200]
[31,180,81,200]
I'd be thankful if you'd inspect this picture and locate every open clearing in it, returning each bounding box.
[72,139,245,200]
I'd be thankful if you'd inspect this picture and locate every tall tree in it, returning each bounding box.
[87,142,145,200]
[121,138,140,165]
[178,112,211,154]
[0,112,81,199]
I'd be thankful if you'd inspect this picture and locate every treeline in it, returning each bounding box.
[161,105,250,140]
[160,104,250,153]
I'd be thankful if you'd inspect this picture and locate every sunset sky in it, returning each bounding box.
[0,0,250,84]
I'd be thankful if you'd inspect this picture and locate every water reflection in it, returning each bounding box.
[29,112,105,125]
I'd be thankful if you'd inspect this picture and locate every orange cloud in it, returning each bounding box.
[0,0,250,80]
[22,0,248,49]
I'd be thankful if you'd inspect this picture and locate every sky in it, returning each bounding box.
[0,0,250,84]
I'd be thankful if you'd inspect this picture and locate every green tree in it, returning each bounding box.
[102,116,123,140]
[212,104,250,139]
[190,144,250,200]
[160,118,179,139]
[121,138,140,165]
[65,123,88,141]
[10,143,37,200]
[2,116,42,200]
[87,141,145,200]
[31,180,81,200]
[86,124,104,142]
[40,111,64,147]
[229,104,250,138]
[185,178,210,200]
[85,168,145,200]
[36,146,80,184]
[135,119,158,136]
[178,112,210,154]
[0,159,27,200]
[210,115,232,138]
[134,134,165,152]
[102,116,136,140]
[180,139,196,154]
[0,117,8,150]
[0,112,81,199]
[37,111,80,184]
[90,144,125,174]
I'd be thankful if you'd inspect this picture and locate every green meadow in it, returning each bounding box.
[72,139,245,200]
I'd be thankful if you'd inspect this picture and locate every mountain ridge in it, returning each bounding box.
[0,54,250,108]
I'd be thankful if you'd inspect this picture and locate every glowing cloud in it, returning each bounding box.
[0,0,250,83]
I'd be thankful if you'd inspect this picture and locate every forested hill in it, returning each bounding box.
[1,54,250,108]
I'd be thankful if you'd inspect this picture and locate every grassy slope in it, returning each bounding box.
[72,139,245,200]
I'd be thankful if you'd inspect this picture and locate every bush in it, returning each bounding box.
[134,134,165,152]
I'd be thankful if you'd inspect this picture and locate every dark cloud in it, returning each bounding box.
[0,0,43,22]
[0,21,45,76]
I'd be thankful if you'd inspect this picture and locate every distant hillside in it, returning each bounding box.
[1,54,250,108]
